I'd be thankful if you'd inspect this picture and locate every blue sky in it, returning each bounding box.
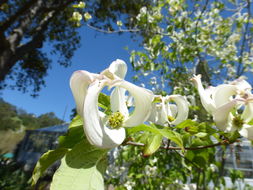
[1,26,139,122]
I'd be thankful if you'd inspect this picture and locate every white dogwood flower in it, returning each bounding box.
[192,74,253,140]
[70,59,153,149]
[148,94,189,126]
[191,74,251,114]
[213,98,253,140]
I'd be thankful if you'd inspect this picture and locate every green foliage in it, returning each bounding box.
[0,98,63,131]
[50,140,107,190]
[36,112,64,128]
[0,99,22,130]
[229,169,244,184]
[32,148,69,186]
[33,115,109,190]
[34,92,249,190]
[143,133,163,156]
[98,93,111,114]
[0,155,31,190]
[127,123,184,150]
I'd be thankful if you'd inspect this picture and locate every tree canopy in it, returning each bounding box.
[0,0,149,96]
[0,98,63,130]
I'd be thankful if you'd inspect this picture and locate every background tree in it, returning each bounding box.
[0,98,64,130]
[37,112,63,128]
[0,98,21,130]
[0,0,150,96]
[106,0,253,189]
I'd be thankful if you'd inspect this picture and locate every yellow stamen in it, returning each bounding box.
[232,115,244,129]
[108,112,124,129]
[168,115,175,122]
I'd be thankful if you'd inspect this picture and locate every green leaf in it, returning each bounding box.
[159,128,184,150]
[248,118,253,125]
[195,132,208,138]
[127,124,184,150]
[227,130,240,142]
[98,93,110,108]
[98,93,111,114]
[69,115,83,129]
[175,119,197,129]
[126,124,159,135]
[58,115,85,148]
[143,133,163,156]
[50,140,108,190]
[32,148,69,185]
[58,125,85,148]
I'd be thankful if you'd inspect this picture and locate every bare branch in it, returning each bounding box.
[125,140,234,151]
[87,23,140,34]
[0,0,38,31]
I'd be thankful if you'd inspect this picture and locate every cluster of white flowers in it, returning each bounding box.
[70,59,189,149]
[70,59,253,149]
[192,74,253,140]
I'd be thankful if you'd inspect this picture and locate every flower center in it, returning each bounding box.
[232,115,244,129]
[108,111,125,129]
[167,115,175,122]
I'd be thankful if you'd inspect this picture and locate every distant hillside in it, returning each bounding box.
[0,98,64,131]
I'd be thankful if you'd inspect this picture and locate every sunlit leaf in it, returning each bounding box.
[50,140,108,190]
[32,148,69,185]
[143,133,163,156]
[58,125,85,149]
[69,115,83,129]
[127,124,184,150]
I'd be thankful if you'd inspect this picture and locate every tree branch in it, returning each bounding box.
[87,23,140,34]
[6,0,44,50]
[0,0,73,82]
[0,0,38,31]
[125,140,234,150]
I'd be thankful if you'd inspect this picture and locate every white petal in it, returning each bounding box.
[230,77,252,92]
[70,70,99,116]
[108,59,127,79]
[212,84,238,108]
[148,96,168,126]
[126,95,134,107]
[205,86,216,98]
[168,95,189,125]
[239,124,253,140]
[213,99,238,131]
[191,75,215,114]
[148,103,159,124]
[114,80,154,127]
[242,102,253,123]
[148,104,158,124]
[168,104,177,118]
[110,87,129,117]
[159,102,169,125]
[148,103,167,126]
[83,79,126,149]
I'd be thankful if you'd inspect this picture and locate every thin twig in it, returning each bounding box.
[86,23,140,34]
[125,140,233,150]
